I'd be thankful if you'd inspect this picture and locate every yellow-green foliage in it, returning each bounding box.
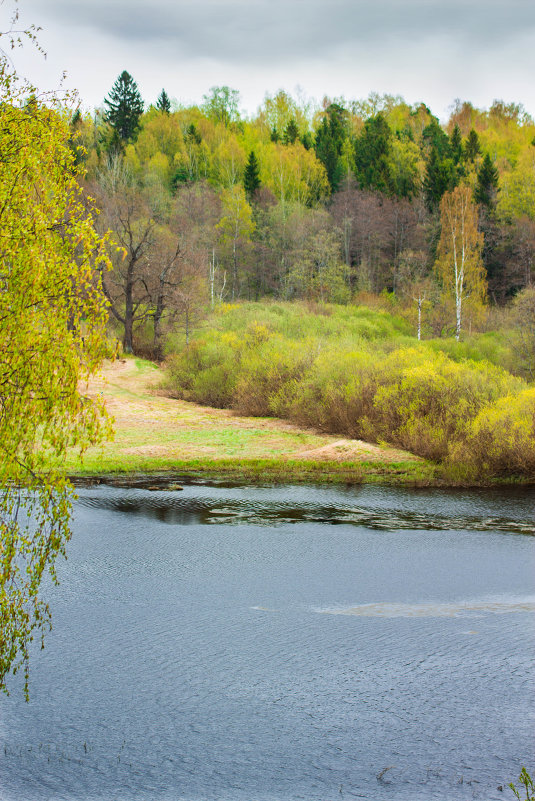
[449,388,535,478]
[166,303,533,478]
[370,352,521,460]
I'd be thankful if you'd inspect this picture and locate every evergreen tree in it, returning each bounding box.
[422,118,451,159]
[315,117,340,192]
[156,89,171,114]
[450,124,463,165]
[475,154,501,292]
[314,103,348,193]
[104,71,144,145]
[301,131,313,150]
[270,127,280,143]
[423,146,457,211]
[186,123,201,144]
[283,118,299,145]
[244,150,261,199]
[71,108,82,127]
[465,129,481,162]
[354,113,392,194]
[475,153,499,209]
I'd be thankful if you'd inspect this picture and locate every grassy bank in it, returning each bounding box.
[68,357,440,486]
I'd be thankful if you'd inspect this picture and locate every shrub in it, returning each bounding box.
[448,388,535,478]
[164,300,534,478]
[371,351,521,460]
[233,336,315,416]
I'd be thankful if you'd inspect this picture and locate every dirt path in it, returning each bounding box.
[74,358,420,474]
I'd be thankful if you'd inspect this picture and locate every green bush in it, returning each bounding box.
[164,301,534,478]
[448,387,535,478]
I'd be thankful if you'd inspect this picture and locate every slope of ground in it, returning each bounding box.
[67,358,435,485]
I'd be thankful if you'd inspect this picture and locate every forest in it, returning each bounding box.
[68,71,535,480]
[75,73,534,353]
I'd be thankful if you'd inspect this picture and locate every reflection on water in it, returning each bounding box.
[77,483,535,534]
[0,482,534,801]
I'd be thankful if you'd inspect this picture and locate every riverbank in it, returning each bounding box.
[68,358,439,486]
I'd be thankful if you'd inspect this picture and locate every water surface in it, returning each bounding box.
[1,483,534,801]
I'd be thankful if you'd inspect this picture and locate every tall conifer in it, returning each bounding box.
[283,118,299,145]
[156,89,171,114]
[465,129,481,162]
[244,151,261,199]
[104,71,144,145]
[475,154,499,209]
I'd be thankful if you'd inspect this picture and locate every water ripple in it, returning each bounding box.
[76,487,535,535]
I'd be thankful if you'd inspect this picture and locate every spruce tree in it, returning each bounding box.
[314,104,348,193]
[475,153,499,209]
[244,150,261,199]
[104,71,144,145]
[450,124,463,165]
[156,89,171,114]
[423,146,457,211]
[186,123,202,144]
[301,131,313,150]
[354,113,392,194]
[422,118,451,159]
[465,129,481,162]
[283,118,299,145]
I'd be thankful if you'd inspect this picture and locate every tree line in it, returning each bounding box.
[72,71,535,355]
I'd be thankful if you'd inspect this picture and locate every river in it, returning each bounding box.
[1,482,534,801]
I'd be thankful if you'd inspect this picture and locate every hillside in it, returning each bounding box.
[68,357,432,485]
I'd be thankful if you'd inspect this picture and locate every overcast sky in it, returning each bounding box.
[8,0,535,121]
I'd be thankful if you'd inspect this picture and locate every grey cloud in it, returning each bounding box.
[26,0,535,65]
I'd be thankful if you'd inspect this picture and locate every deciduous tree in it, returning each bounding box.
[436,185,486,339]
[201,86,240,127]
[0,17,113,696]
[217,186,255,298]
[93,158,156,353]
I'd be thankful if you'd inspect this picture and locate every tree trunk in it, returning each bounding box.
[123,261,136,353]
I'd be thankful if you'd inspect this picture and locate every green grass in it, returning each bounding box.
[70,457,439,487]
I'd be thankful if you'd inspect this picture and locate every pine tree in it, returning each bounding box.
[244,150,261,199]
[475,153,499,209]
[156,89,171,114]
[104,71,144,145]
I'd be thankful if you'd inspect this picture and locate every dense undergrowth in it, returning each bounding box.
[165,302,535,481]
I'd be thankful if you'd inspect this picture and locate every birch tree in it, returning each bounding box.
[0,12,112,696]
[436,185,486,340]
